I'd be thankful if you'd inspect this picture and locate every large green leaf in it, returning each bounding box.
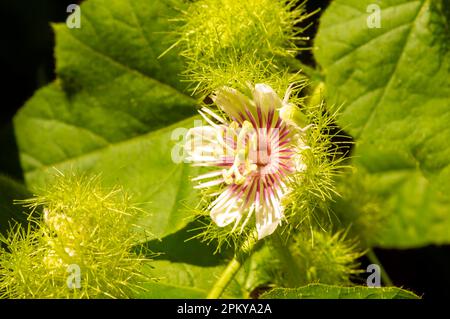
[315,0,450,247]
[14,0,200,239]
[261,284,419,299]
[56,0,187,92]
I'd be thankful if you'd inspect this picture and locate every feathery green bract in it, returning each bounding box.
[0,173,152,299]
[283,102,350,231]
[174,0,313,97]
[290,229,363,285]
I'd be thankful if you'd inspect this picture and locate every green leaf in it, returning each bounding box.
[0,175,32,235]
[13,0,200,239]
[56,0,187,93]
[260,284,420,299]
[315,0,450,247]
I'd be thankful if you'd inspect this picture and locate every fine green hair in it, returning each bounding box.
[289,229,364,285]
[282,101,350,233]
[0,172,153,299]
[172,0,314,97]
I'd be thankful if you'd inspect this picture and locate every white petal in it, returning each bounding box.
[240,203,255,233]
[194,178,224,189]
[185,126,218,142]
[255,197,283,239]
[186,155,217,162]
[210,197,242,227]
[192,170,224,181]
[199,110,221,128]
[185,126,224,160]
[283,83,295,104]
[212,86,253,120]
[201,107,226,124]
[253,84,282,113]
[209,187,235,211]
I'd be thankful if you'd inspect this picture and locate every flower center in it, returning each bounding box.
[250,137,271,167]
[222,120,280,185]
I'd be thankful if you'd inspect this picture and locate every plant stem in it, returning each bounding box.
[207,257,242,299]
[366,249,394,286]
[207,233,257,299]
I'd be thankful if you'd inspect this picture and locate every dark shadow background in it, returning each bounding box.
[0,0,448,300]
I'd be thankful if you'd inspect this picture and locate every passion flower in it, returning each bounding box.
[185,84,309,239]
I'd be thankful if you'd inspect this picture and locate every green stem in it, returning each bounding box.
[366,249,394,286]
[207,257,242,299]
[206,233,258,299]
